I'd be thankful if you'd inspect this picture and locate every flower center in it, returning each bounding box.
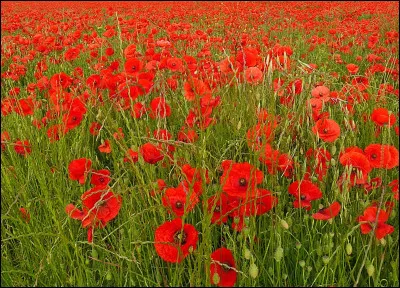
[221,262,232,271]
[300,194,306,200]
[319,92,323,96]
[214,206,220,213]
[173,230,187,245]
[371,154,377,159]
[175,201,183,209]
[323,128,329,134]
[239,178,247,186]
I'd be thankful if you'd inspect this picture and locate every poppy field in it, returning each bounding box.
[1,1,399,287]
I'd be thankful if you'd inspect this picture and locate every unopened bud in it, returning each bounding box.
[322,255,330,265]
[249,263,259,279]
[299,260,306,268]
[346,243,353,255]
[366,264,375,277]
[212,273,220,285]
[280,219,289,229]
[274,247,284,262]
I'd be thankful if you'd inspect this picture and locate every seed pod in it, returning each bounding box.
[106,271,112,281]
[249,263,259,279]
[85,259,90,265]
[346,243,353,255]
[295,242,302,250]
[299,260,306,268]
[330,158,336,166]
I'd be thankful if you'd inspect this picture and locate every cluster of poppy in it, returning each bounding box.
[65,158,122,243]
[1,1,398,286]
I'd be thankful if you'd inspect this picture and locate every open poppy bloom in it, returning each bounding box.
[66,185,122,242]
[339,151,372,185]
[162,184,199,217]
[207,193,230,224]
[68,158,92,184]
[98,139,112,153]
[220,161,264,198]
[14,139,31,156]
[90,169,111,186]
[364,144,391,168]
[139,142,164,164]
[210,247,237,287]
[371,108,396,127]
[357,206,394,240]
[312,118,341,143]
[312,202,341,220]
[288,180,323,210]
[154,218,198,263]
[244,67,263,84]
[311,85,330,102]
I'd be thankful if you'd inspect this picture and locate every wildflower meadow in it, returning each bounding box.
[1,1,399,287]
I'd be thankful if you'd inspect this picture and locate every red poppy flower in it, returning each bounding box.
[246,122,276,151]
[357,206,394,240]
[177,127,198,143]
[50,72,72,90]
[63,110,84,132]
[346,63,359,74]
[149,97,171,119]
[312,202,341,220]
[124,148,139,163]
[89,122,101,136]
[339,151,372,185]
[1,131,10,151]
[162,184,199,216]
[139,142,164,164]
[166,57,184,72]
[65,47,80,61]
[91,169,111,186]
[124,44,137,59]
[371,108,396,127]
[124,58,143,75]
[15,98,35,116]
[68,158,92,184]
[364,144,392,168]
[312,118,341,143]
[388,179,399,200]
[220,161,263,198]
[210,248,237,287]
[258,144,280,175]
[154,218,198,263]
[80,185,122,226]
[244,67,263,84]
[235,188,278,217]
[277,153,294,178]
[311,85,330,102]
[207,193,230,224]
[305,148,331,180]
[183,78,211,102]
[288,180,323,210]
[131,102,147,119]
[98,139,112,154]
[384,145,399,169]
[19,207,30,223]
[14,139,31,156]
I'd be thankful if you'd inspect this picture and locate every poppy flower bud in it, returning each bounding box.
[212,273,220,285]
[280,219,289,229]
[274,247,284,262]
[299,260,306,268]
[92,248,98,259]
[243,248,252,260]
[331,145,337,156]
[366,264,375,277]
[249,263,259,279]
[346,243,353,255]
[295,242,302,249]
[322,255,330,265]
[106,271,112,281]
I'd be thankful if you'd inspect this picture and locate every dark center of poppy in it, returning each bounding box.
[371,154,377,159]
[257,136,263,144]
[312,104,316,108]
[171,62,176,66]
[239,178,247,186]
[173,230,187,245]
[323,128,329,134]
[319,92,323,96]
[175,201,183,209]
[99,177,105,183]
[300,194,306,200]
[214,206,220,213]
[221,262,232,271]
[72,116,77,121]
